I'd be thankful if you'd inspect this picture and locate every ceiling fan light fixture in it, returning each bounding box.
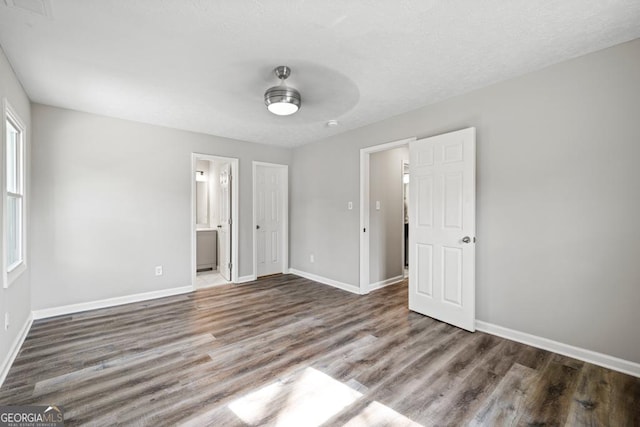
[264,66,301,116]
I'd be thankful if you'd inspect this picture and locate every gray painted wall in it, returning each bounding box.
[369,146,408,284]
[31,104,292,310]
[291,39,640,363]
[0,47,31,372]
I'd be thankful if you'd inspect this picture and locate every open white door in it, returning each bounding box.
[408,127,476,331]
[218,163,232,281]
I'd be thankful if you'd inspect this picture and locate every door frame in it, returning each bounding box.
[359,137,416,294]
[252,161,289,280]
[402,160,409,278]
[191,153,239,288]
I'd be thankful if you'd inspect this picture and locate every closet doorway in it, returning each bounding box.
[252,162,289,278]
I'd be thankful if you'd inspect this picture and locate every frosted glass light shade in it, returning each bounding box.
[267,101,300,116]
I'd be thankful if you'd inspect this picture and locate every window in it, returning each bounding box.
[4,100,26,286]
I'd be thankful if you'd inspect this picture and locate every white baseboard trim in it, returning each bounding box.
[0,312,33,388]
[289,268,361,295]
[236,275,257,284]
[32,285,194,320]
[368,275,405,292]
[476,320,640,378]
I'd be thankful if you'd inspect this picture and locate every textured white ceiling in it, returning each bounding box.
[1,1,639,147]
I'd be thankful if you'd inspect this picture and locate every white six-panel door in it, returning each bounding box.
[256,164,285,277]
[218,163,232,281]
[408,127,476,331]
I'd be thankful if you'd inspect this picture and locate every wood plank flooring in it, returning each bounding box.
[1,274,639,426]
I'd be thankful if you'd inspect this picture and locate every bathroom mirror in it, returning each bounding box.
[196,181,209,226]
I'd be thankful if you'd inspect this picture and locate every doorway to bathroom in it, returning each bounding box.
[191,153,239,288]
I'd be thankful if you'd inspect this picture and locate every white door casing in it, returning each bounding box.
[191,153,238,287]
[254,163,288,277]
[408,127,476,331]
[359,137,416,293]
[218,162,232,281]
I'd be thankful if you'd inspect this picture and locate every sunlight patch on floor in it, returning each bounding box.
[228,367,363,426]
[343,401,424,427]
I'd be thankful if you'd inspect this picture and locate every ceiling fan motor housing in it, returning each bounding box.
[264,66,301,115]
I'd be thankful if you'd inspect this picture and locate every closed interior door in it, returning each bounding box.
[218,163,232,281]
[256,165,284,277]
[408,127,476,331]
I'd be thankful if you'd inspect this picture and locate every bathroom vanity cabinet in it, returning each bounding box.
[196,229,217,271]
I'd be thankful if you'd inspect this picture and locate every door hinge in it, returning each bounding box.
[228,263,232,270]
[228,219,232,225]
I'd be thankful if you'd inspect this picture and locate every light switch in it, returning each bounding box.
[376,201,381,210]
[348,201,353,210]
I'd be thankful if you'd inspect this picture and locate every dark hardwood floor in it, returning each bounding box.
[1,275,639,426]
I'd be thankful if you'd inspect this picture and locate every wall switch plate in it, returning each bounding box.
[376,201,381,210]
[348,201,353,210]
[155,266,163,276]
[4,312,9,331]
[310,254,315,263]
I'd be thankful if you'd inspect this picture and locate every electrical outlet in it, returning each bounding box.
[155,266,163,276]
[310,254,315,263]
[376,201,381,210]
[4,312,9,331]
